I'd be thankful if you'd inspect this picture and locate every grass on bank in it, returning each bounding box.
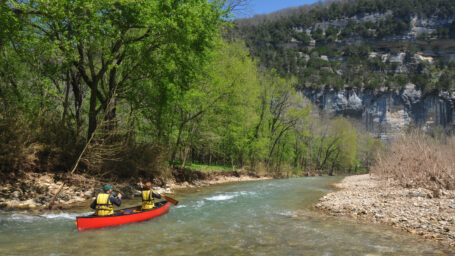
[184,163,234,173]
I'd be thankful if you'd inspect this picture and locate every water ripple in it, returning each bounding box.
[41,212,91,220]
[206,195,235,201]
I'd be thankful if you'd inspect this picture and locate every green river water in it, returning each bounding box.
[0,177,453,255]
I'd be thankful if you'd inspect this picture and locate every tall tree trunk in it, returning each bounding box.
[88,83,98,140]
[170,122,185,169]
[180,146,190,169]
[105,69,118,131]
[180,124,197,168]
[209,143,212,166]
[71,71,83,140]
[104,95,116,131]
[62,72,70,124]
[306,135,312,171]
[127,104,135,142]
[330,151,340,176]
[266,125,291,166]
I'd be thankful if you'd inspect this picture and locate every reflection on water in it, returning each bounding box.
[0,177,453,255]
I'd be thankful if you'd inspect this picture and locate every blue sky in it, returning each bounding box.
[248,0,319,16]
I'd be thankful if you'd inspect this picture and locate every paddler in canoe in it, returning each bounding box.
[137,181,162,210]
[90,184,123,216]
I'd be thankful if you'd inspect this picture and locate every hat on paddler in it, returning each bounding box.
[104,184,113,192]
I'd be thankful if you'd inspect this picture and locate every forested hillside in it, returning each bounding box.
[231,0,455,92]
[0,0,378,181]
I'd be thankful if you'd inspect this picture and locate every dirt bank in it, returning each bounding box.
[316,174,455,247]
[0,169,270,211]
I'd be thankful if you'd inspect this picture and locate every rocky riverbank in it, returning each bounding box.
[170,170,271,189]
[316,174,455,247]
[0,170,270,211]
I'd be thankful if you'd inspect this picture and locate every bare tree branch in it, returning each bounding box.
[225,0,252,18]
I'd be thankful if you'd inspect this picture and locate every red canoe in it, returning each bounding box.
[76,201,171,231]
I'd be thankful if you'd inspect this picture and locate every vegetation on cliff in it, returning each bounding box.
[231,0,455,92]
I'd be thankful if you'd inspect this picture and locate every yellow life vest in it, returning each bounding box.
[141,190,155,210]
[95,193,114,216]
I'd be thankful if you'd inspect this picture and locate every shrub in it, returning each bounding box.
[0,110,79,175]
[372,132,455,191]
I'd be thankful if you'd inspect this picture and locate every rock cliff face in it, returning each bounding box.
[306,15,455,60]
[304,86,455,136]
[299,14,455,134]
[235,2,455,132]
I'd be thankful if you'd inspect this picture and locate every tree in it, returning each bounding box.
[329,117,357,174]
[10,0,226,140]
[224,0,252,17]
[169,40,261,168]
[1,0,231,177]
[248,71,310,171]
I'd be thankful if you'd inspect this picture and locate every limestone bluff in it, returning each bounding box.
[304,86,455,137]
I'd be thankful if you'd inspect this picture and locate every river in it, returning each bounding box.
[0,177,453,255]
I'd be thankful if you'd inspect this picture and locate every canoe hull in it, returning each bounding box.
[76,202,171,231]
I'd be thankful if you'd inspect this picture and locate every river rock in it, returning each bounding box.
[12,191,20,199]
[84,190,93,199]
[315,174,455,247]
[22,199,36,208]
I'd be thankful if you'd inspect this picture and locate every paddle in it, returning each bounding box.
[161,194,179,205]
[137,181,179,205]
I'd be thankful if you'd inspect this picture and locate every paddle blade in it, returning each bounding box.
[163,195,179,205]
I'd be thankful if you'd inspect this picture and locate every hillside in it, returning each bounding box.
[232,0,455,92]
[231,0,455,133]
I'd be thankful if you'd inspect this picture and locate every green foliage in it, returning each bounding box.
[185,163,233,173]
[293,31,311,45]
[0,0,380,179]
[0,0,227,178]
[438,68,455,90]
[231,0,455,92]
[331,118,357,171]
[311,28,324,43]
